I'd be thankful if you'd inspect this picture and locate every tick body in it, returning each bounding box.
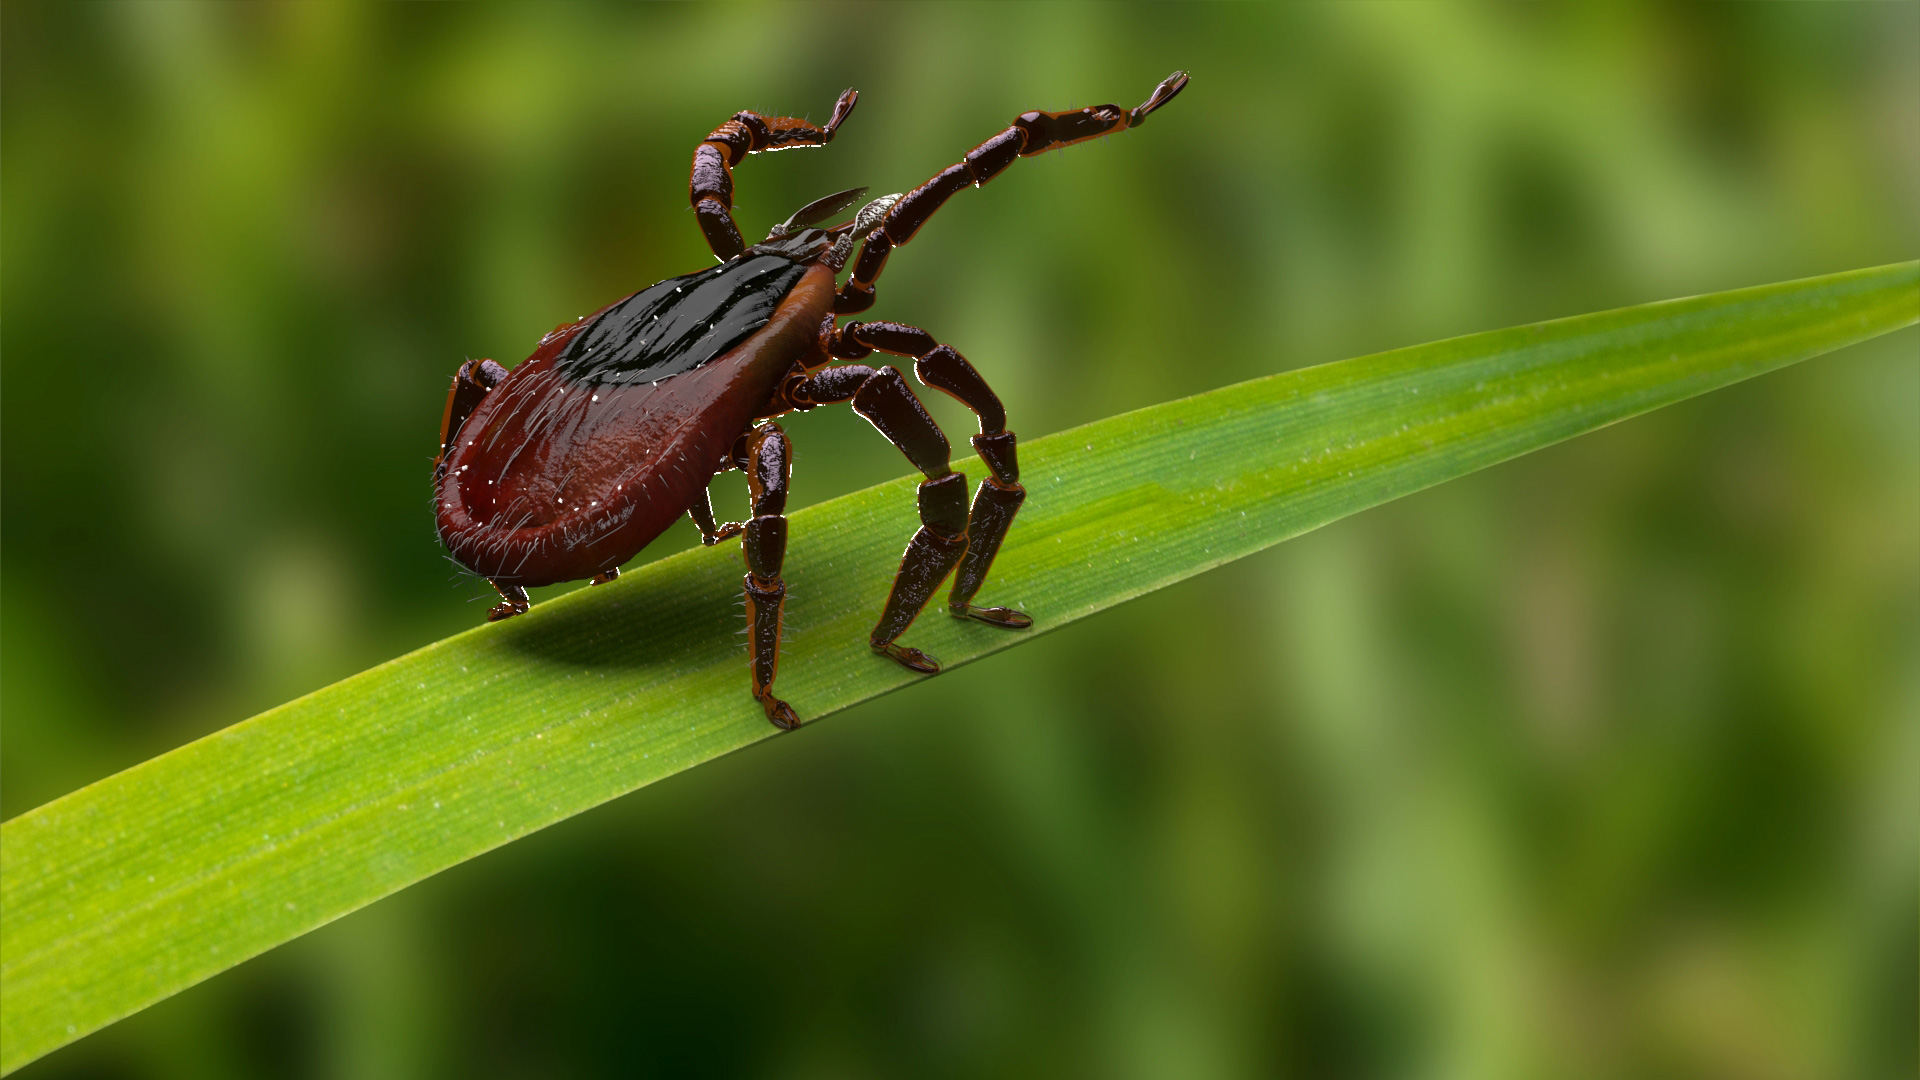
[435,72,1189,729]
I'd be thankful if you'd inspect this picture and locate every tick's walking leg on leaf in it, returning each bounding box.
[833,320,1030,629]
[789,364,972,673]
[729,423,801,729]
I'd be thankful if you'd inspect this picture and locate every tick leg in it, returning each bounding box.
[486,580,529,622]
[835,71,1188,314]
[869,472,969,671]
[791,364,969,672]
[690,90,859,262]
[736,422,800,730]
[436,358,509,481]
[687,486,746,546]
[843,321,1031,630]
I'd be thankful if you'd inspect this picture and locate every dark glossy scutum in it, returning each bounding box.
[558,254,807,387]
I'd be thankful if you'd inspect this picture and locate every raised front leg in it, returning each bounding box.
[689,90,859,261]
[789,364,971,673]
[835,321,1031,630]
[835,70,1188,314]
[733,422,800,729]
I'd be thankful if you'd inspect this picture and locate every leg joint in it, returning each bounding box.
[730,112,774,149]
[918,471,970,538]
[486,581,529,622]
[971,430,1020,486]
[829,323,874,360]
[703,123,753,163]
[834,281,877,315]
[743,572,784,602]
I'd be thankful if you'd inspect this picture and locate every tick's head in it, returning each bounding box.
[767,186,868,240]
[754,186,864,262]
[750,225,836,263]
[755,187,901,269]
[822,192,900,270]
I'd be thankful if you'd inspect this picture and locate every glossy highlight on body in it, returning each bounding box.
[558,255,809,387]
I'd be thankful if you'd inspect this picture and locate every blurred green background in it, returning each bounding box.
[4,3,1915,1077]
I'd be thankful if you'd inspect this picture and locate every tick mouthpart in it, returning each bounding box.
[767,185,869,239]
[824,193,902,270]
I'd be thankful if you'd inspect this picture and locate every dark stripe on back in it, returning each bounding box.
[558,254,808,387]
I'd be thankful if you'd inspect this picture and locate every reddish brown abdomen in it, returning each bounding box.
[435,262,833,585]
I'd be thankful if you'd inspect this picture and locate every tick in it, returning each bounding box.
[434,72,1190,729]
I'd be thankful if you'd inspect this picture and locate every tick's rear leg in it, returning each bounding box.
[789,364,970,672]
[486,581,529,622]
[436,358,509,482]
[735,423,800,730]
[838,322,1032,630]
[686,485,747,546]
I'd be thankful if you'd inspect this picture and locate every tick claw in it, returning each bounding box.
[951,604,1032,630]
[485,582,530,622]
[760,694,801,730]
[873,641,940,674]
[589,568,620,586]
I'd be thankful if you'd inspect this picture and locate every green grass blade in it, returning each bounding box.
[4,262,1915,1072]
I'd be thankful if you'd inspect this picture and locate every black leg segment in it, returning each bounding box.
[835,71,1188,313]
[844,322,1032,631]
[690,91,859,262]
[948,431,1029,628]
[735,422,798,729]
[869,470,969,671]
[687,485,746,546]
[790,362,988,671]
